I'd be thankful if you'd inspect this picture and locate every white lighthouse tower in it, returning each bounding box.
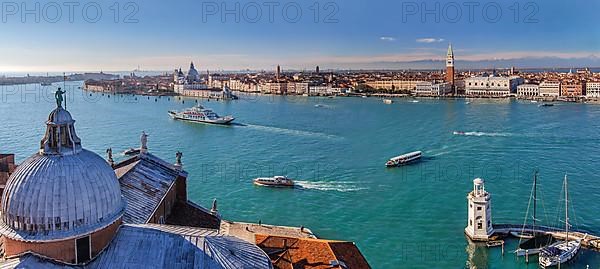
[465,178,494,241]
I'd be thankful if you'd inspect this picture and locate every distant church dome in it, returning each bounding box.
[0,104,125,242]
[186,62,200,83]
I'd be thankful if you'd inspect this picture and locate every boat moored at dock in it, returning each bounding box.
[253,176,295,187]
[168,105,234,125]
[385,151,422,167]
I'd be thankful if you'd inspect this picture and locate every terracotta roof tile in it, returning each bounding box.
[255,234,371,269]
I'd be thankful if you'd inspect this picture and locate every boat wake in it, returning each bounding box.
[453,131,511,137]
[295,181,367,192]
[244,124,341,140]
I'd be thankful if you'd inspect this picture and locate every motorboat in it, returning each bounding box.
[385,151,422,167]
[253,176,295,188]
[168,105,234,125]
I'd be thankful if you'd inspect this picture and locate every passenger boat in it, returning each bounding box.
[383,99,393,104]
[385,151,422,167]
[539,175,581,268]
[168,105,234,125]
[253,176,295,187]
[514,171,556,256]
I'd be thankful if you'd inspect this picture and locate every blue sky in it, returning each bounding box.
[0,0,598,72]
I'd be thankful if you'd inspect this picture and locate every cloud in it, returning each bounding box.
[380,37,396,42]
[416,38,445,43]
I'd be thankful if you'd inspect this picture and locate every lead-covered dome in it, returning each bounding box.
[0,104,124,241]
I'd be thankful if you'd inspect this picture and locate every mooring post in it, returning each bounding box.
[525,250,529,263]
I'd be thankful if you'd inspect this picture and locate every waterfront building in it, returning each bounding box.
[561,81,586,97]
[309,85,344,96]
[364,79,425,92]
[465,178,494,241]
[517,84,540,97]
[259,82,287,94]
[464,76,524,96]
[539,81,561,97]
[414,81,452,96]
[287,82,309,95]
[446,43,455,86]
[586,82,600,98]
[316,66,320,74]
[175,84,237,99]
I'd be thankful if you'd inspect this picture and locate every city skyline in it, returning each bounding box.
[0,0,598,72]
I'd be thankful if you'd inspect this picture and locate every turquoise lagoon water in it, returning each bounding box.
[2,82,600,268]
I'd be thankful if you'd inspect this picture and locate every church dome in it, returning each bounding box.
[0,102,124,242]
[47,107,74,124]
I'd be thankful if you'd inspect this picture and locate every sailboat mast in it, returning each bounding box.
[565,174,569,242]
[533,171,537,230]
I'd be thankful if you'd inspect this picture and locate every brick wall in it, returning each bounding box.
[2,218,121,264]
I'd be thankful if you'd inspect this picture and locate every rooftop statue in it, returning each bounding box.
[55,88,66,107]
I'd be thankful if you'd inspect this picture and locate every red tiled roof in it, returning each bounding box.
[255,234,371,269]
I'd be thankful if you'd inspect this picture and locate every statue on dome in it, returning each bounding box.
[55,88,66,107]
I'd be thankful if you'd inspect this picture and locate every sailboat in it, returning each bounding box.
[538,174,581,268]
[514,171,555,256]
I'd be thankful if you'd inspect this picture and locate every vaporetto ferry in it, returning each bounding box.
[168,105,235,125]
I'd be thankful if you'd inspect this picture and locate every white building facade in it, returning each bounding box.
[415,82,452,96]
[586,82,600,98]
[539,81,561,97]
[517,84,539,97]
[464,76,524,96]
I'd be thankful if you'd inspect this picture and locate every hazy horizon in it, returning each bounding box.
[0,0,598,72]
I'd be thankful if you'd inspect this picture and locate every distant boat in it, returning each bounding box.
[465,101,471,104]
[168,105,234,125]
[486,240,504,248]
[40,82,52,86]
[539,174,581,267]
[531,100,538,103]
[410,100,419,103]
[253,176,295,188]
[361,94,368,98]
[453,131,466,135]
[314,104,324,108]
[385,151,422,167]
[383,99,393,104]
[539,103,554,107]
